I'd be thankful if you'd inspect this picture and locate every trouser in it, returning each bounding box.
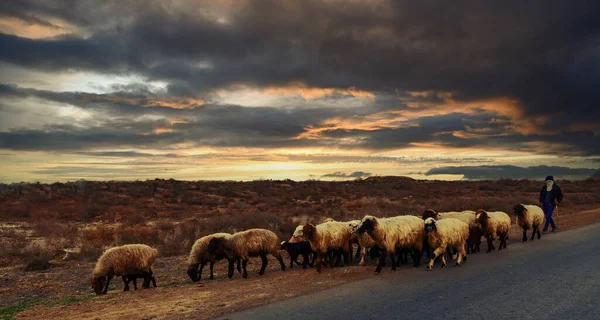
[543,204,556,231]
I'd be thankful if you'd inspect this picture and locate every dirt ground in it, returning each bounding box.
[7,208,599,320]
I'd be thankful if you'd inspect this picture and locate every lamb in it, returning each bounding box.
[187,233,241,282]
[422,209,482,254]
[91,244,158,295]
[207,228,286,279]
[475,210,512,253]
[357,215,425,273]
[423,217,469,270]
[302,221,353,272]
[513,204,545,242]
[348,220,376,266]
[280,240,316,268]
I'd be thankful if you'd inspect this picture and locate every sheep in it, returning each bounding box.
[91,244,158,295]
[121,271,156,291]
[289,225,306,242]
[475,210,512,253]
[422,209,482,254]
[357,215,425,273]
[513,204,545,242]
[280,240,316,268]
[291,224,339,266]
[302,221,353,272]
[207,228,286,279]
[423,217,469,270]
[348,220,376,266]
[187,233,242,282]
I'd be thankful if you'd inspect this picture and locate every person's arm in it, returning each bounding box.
[556,185,563,204]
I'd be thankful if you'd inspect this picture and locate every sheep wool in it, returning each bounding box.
[424,217,469,270]
[93,244,158,279]
[302,221,352,272]
[514,204,545,242]
[476,210,512,252]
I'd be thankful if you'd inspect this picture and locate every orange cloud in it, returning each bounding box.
[80,94,204,109]
[261,82,376,100]
[0,16,80,39]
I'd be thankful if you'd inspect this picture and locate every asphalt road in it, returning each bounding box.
[215,223,600,320]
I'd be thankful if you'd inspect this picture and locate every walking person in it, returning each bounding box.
[539,175,563,233]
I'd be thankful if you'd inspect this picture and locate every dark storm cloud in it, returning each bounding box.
[322,171,372,179]
[1,0,599,155]
[425,165,598,180]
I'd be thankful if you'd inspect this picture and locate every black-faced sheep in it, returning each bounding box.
[513,204,545,242]
[357,215,425,273]
[348,220,376,266]
[91,244,158,295]
[422,209,482,254]
[475,209,512,253]
[423,217,469,270]
[207,228,286,279]
[280,240,316,269]
[187,233,242,282]
[302,221,352,272]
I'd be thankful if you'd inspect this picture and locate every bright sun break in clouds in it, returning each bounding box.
[0,1,599,183]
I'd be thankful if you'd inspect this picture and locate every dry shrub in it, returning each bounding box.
[24,258,51,271]
[32,220,78,239]
[76,202,109,221]
[115,224,160,245]
[81,225,115,245]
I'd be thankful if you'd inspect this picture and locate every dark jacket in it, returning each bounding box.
[539,184,563,205]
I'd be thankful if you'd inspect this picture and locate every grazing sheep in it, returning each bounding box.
[422,209,482,254]
[348,220,376,266]
[423,218,469,270]
[187,233,242,282]
[475,210,512,253]
[513,204,545,242]
[302,221,353,272]
[280,240,316,268]
[207,229,286,279]
[91,244,158,295]
[357,215,425,273]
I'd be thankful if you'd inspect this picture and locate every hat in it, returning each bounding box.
[545,175,554,181]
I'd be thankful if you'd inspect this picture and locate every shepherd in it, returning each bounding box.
[539,175,563,233]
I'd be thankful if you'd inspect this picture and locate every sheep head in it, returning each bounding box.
[91,276,106,295]
[513,204,526,217]
[347,221,360,234]
[357,215,377,235]
[476,209,489,227]
[302,224,317,240]
[422,209,438,220]
[424,217,437,234]
[280,241,289,250]
[186,263,201,282]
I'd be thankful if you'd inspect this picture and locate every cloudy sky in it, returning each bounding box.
[0,0,599,182]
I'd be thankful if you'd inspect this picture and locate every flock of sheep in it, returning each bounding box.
[91,203,545,295]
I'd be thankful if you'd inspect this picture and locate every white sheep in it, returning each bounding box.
[422,209,482,254]
[91,244,158,295]
[357,215,425,273]
[347,219,376,266]
[207,228,286,279]
[513,204,545,242]
[423,217,469,270]
[302,221,352,272]
[187,233,241,282]
[475,209,512,253]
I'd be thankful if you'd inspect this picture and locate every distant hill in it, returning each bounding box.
[592,169,600,179]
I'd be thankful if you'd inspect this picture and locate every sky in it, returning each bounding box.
[0,0,599,183]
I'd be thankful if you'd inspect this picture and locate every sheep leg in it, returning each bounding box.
[227,259,235,279]
[343,248,351,267]
[236,259,242,274]
[359,246,367,266]
[102,275,113,294]
[536,226,541,240]
[355,244,362,260]
[456,245,466,266]
[132,277,138,290]
[316,252,323,273]
[309,251,316,267]
[242,259,249,278]
[289,252,296,269]
[522,229,528,242]
[486,236,495,253]
[273,251,286,271]
[205,261,213,280]
[301,253,309,269]
[122,276,130,292]
[390,250,397,271]
[375,250,386,274]
[427,246,446,270]
[531,226,538,241]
